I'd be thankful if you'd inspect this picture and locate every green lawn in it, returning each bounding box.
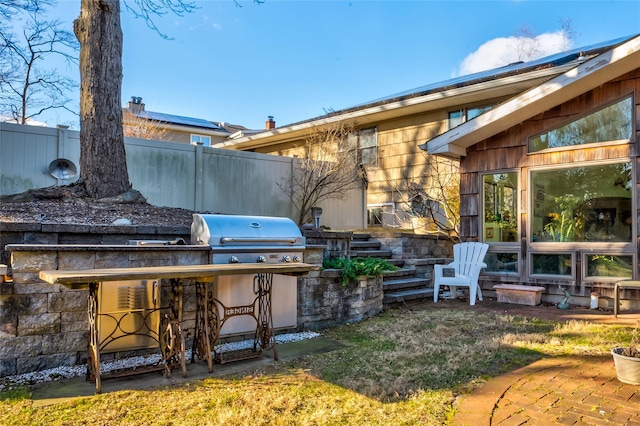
[1,305,635,426]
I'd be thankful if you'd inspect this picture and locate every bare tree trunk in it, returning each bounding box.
[73,0,130,198]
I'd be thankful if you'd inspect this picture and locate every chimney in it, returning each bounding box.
[127,96,145,115]
[266,116,276,130]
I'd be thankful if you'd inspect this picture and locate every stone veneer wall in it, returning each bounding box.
[369,231,454,260]
[302,230,352,259]
[1,244,210,377]
[0,221,192,271]
[302,229,454,261]
[297,268,383,330]
[0,243,385,377]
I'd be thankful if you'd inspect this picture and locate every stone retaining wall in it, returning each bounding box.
[302,230,352,259]
[371,231,454,260]
[0,243,385,377]
[1,244,210,377]
[298,268,383,330]
[302,229,454,261]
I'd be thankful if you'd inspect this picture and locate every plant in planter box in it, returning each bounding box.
[611,321,640,385]
[323,257,398,286]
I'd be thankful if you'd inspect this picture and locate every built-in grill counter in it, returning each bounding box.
[31,214,318,392]
[190,213,308,364]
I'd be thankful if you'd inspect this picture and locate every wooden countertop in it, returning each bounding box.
[39,263,320,289]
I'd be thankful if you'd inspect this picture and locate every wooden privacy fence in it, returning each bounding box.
[0,122,365,229]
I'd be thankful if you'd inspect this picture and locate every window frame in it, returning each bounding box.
[480,170,520,245]
[191,134,212,147]
[448,104,495,130]
[582,252,636,283]
[528,159,634,247]
[529,252,575,280]
[527,94,635,154]
[344,127,378,167]
[483,249,520,276]
[527,158,636,281]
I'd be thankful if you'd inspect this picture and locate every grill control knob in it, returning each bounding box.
[282,255,292,263]
[293,255,301,263]
[229,256,239,264]
[257,255,267,263]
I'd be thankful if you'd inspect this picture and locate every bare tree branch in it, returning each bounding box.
[233,0,264,7]
[0,0,53,20]
[0,0,78,124]
[559,18,577,51]
[122,0,197,39]
[278,122,363,225]
[123,109,171,140]
[388,151,460,241]
[508,26,542,62]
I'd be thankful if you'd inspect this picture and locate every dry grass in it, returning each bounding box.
[1,306,635,426]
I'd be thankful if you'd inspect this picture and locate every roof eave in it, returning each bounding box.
[219,65,577,151]
[123,119,230,137]
[422,35,640,159]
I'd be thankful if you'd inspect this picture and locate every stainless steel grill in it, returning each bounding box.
[190,213,304,337]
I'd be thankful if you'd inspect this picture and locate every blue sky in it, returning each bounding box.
[31,1,640,129]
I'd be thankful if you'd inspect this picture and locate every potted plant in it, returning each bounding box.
[611,322,640,385]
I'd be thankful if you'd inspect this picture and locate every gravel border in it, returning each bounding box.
[0,331,321,391]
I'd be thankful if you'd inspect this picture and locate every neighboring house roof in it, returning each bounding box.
[212,121,249,133]
[212,121,263,139]
[213,35,636,151]
[138,110,226,131]
[123,103,244,137]
[421,34,640,158]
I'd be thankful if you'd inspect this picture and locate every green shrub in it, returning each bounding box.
[323,257,398,286]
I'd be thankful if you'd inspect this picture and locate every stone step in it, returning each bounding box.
[382,268,416,279]
[383,287,435,305]
[351,249,393,258]
[350,240,382,250]
[352,233,371,241]
[383,277,430,292]
[388,259,405,268]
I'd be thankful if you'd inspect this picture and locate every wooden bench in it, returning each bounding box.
[40,263,319,393]
[493,284,545,306]
[614,280,640,317]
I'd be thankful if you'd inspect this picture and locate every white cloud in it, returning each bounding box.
[456,31,573,76]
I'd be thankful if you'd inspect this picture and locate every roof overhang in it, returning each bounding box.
[213,66,579,150]
[421,35,640,159]
[122,118,230,137]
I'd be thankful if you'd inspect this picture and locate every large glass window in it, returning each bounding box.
[529,96,633,152]
[483,172,518,242]
[531,162,632,243]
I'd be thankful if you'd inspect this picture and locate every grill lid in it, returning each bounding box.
[191,214,304,248]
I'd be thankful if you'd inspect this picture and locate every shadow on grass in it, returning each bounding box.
[282,306,571,402]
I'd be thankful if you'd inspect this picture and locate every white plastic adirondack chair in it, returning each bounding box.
[433,242,489,305]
